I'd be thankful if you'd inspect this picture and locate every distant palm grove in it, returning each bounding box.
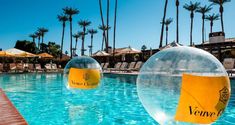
[159,0,230,47]
[15,0,230,59]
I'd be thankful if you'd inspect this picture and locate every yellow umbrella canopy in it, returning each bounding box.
[0,51,15,57]
[38,53,53,58]
[15,52,38,58]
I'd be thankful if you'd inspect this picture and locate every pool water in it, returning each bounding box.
[0,73,234,125]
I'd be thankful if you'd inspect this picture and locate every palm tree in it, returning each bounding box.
[176,0,180,43]
[99,25,106,51]
[205,13,220,33]
[38,27,49,44]
[209,0,231,32]
[29,34,37,43]
[57,14,68,59]
[106,0,110,53]
[98,0,107,47]
[72,33,81,55]
[113,0,118,56]
[63,7,79,58]
[88,29,98,56]
[35,31,42,50]
[196,5,212,43]
[161,18,173,45]
[78,20,91,56]
[99,25,111,51]
[183,1,200,46]
[78,31,87,56]
[159,0,168,48]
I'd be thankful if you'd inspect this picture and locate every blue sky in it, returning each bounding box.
[0,0,235,55]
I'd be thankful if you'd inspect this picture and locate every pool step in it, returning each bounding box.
[0,89,27,125]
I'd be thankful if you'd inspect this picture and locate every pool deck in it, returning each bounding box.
[0,89,27,125]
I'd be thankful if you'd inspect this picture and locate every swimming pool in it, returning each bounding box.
[0,73,234,125]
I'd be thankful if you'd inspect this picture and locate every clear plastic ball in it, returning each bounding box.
[137,46,230,125]
[64,56,102,91]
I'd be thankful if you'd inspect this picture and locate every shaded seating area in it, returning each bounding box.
[0,49,65,73]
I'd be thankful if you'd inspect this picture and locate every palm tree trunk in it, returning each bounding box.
[190,12,194,46]
[101,32,105,50]
[176,0,179,43]
[41,34,44,44]
[166,26,168,45]
[113,0,118,57]
[81,27,86,56]
[69,17,73,58]
[99,0,107,48]
[210,21,213,33]
[202,14,205,43]
[91,34,93,56]
[81,36,84,56]
[159,0,168,48]
[106,0,110,53]
[75,38,78,52]
[38,37,41,50]
[220,5,224,32]
[60,23,65,59]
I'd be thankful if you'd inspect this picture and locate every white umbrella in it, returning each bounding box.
[117,46,141,55]
[92,51,110,57]
[5,48,38,57]
[159,41,182,50]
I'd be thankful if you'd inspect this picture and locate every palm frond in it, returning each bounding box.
[57,14,68,22]
[205,13,220,21]
[63,7,79,16]
[88,29,98,34]
[78,20,92,27]
[209,0,231,5]
[196,5,212,14]
[183,1,200,11]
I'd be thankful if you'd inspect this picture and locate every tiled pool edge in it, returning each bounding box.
[0,88,28,125]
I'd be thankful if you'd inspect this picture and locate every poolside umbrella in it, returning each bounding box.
[15,52,38,58]
[5,48,38,58]
[0,51,15,57]
[159,41,182,50]
[92,51,110,57]
[38,53,53,58]
[116,46,141,55]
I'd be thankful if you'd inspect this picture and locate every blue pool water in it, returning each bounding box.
[0,73,234,125]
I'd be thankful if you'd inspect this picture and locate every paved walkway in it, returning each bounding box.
[0,89,27,125]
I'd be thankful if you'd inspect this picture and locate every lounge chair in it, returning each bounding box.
[109,62,122,72]
[28,64,35,72]
[35,64,43,72]
[119,62,128,72]
[223,58,235,76]
[131,61,143,71]
[103,63,109,71]
[0,63,3,73]
[58,65,62,69]
[45,64,53,72]
[16,63,24,72]
[9,63,17,72]
[125,62,136,72]
[51,64,58,72]
[101,63,105,68]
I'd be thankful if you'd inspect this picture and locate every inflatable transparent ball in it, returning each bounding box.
[64,56,102,91]
[137,46,230,125]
